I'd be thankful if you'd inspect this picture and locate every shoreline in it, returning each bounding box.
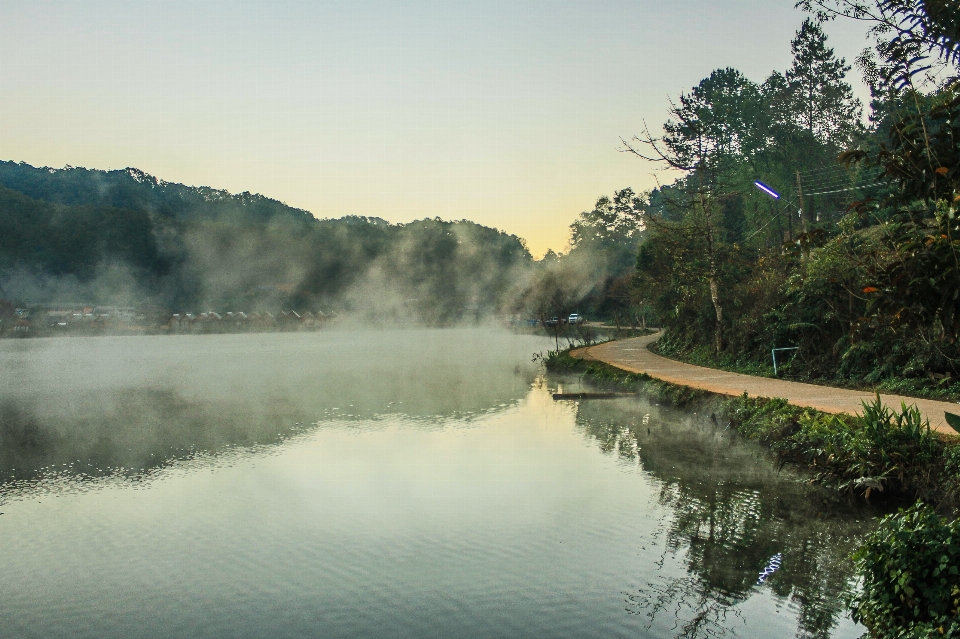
[546,343,960,511]
[571,333,960,437]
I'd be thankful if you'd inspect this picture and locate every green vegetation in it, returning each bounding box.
[722,394,960,506]
[2,0,958,633]
[547,341,960,637]
[850,503,960,638]
[0,184,169,281]
[514,187,651,327]
[615,5,960,629]
[544,349,708,409]
[0,163,531,321]
[621,5,960,400]
[547,349,960,509]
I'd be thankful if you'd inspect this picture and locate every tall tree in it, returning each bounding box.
[658,68,767,180]
[622,70,766,352]
[569,187,645,266]
[768,19,864,149]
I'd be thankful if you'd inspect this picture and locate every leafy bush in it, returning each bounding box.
[850,503,960,638]
[789,398,943,499]
[721,394,807,443]
[723,395,960,503]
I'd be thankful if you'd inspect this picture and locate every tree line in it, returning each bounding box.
[0,163,532,323]
[607,4,960,635]
[601,2,960,400]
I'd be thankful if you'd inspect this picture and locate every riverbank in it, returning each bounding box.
[572,333,960,436]
[546,345,960,510]
[652,339,960,403]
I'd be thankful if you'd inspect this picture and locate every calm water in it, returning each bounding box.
[0,329,872,638]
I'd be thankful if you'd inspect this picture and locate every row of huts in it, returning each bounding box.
[165,310,333,333]
[1,305,336,337]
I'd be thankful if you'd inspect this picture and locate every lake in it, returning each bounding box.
[0,329,872,638]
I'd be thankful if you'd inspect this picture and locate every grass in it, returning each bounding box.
[721,392,960,508]
[542,348,708,407]
[654,341,960,403]
[545,345,960,510]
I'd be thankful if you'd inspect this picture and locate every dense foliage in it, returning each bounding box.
[724,394,960,505]
[0,184,168,281]
[0,163,532,321]
[850,503,960,638]
[627,7,960,399]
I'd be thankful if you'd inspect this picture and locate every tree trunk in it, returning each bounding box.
[700,192,724,353]
[709,274,724,353]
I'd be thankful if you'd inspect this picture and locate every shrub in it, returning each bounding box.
[850,503,960,638]
[790,398,943,500]
[723,395,958,503]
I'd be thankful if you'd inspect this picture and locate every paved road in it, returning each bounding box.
[573,333,960,436]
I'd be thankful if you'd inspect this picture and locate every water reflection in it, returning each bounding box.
[565,387,875,639]
[0,329,547,489]
[0,334,875,639]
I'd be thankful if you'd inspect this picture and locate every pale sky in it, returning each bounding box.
[0,0,871,256]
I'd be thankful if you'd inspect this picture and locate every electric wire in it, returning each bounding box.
[805,178,856,190]
[801,173,855,184]
[744,196,801,242]
[805,182,887,196]
[797,165,852,177]
[804,171,885,187]
[798,168,850,179]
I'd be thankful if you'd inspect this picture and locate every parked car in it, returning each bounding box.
[544,316,560,327]
[568,313,585,325]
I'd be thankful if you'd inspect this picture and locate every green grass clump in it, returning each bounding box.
[721,394,808,442]
[723,394,960,505]
[659,339,960,402]
[540,349,588,372]
[871,376,960,402]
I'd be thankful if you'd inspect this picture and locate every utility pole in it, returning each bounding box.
[796,169,809,259]
[795,170,808,235]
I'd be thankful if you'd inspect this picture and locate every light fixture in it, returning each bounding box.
[754,181,780,199]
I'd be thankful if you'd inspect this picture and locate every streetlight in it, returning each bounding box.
[754,181,780,199]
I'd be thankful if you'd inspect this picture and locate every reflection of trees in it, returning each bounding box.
[627,573,746,639]
[0,359,540,499]
[571,394,874,639]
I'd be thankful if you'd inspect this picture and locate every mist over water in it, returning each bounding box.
[0,329,867,638]
[0,329,544,483]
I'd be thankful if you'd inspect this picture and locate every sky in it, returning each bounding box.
[0,0,873,257]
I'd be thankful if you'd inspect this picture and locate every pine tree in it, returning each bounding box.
[775,19,864,148]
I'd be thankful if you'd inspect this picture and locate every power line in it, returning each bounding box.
[798,167,849,177]
[744,195,801,241]
[797,165,852,177]
[804,177,859,191]
[806,182,886,196]
[802,175,855,187]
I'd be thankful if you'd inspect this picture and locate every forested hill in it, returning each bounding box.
[0,183,168,281]
[0,161,533,322]
[0,161,314,224]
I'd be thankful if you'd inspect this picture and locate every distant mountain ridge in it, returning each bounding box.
[0,161,314,224]
[0,160,533,319]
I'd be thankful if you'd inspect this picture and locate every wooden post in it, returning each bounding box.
[796,170,810,259]
[796,170,808,235]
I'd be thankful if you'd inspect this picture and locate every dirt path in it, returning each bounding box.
[572,333,960,436]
